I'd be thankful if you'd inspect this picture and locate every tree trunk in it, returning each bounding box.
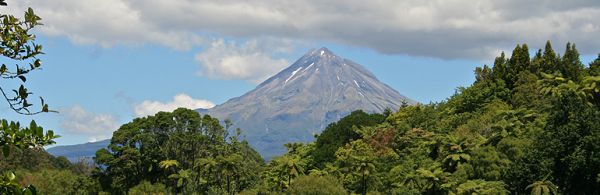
[279,172,284,192]
[289,174,292,189]
[362,171,366,195]
[227,175,231,195]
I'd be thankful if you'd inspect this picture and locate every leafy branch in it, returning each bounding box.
[0,7,54,115]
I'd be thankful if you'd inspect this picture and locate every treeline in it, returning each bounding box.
[4,41,600,194]
[254,42,600,194]
[0,146,99,194]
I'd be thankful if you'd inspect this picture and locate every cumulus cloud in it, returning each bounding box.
[195,39,290,83]
[4,0,600,59]
[60,105,119,142]
[3,0,202,50]
[134,94,215,117]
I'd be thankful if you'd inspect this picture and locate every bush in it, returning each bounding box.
[287,175,346,195]
[128,181,167,195]
[16,169,99,195]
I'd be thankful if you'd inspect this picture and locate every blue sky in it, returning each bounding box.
[1,1,600,146]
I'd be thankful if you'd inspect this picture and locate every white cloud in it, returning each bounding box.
[195,39,289,83]
[4,0,600,59]
[133,93,215,117]
[60,105,119,142]
[4,0,202,50]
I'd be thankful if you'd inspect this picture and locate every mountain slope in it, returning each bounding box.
[46,139,110,162]
[204,47,415,159]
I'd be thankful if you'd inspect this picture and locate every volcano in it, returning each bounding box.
[203,47,415,159]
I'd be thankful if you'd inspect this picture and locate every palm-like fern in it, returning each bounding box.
[159,159,180,170]
[526,174,559,195]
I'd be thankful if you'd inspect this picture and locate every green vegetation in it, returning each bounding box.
[0,147,100,194]
[0,3,58,194]
[245,41,600,194]
[1,7,598,193]
[93,108,264,194]
[286,175,346,195]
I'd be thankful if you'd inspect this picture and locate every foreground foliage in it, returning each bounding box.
[0,2,58,194]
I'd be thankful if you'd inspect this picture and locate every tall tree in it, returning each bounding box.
[541,41,560,74]
[560,43,584,81]
[312,110,385,168]
[589,54,600,76]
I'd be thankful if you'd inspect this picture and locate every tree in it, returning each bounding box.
[281,155,304,188]
[335,140,378,194]
[414,164,449,194]
[589,54,600,76]
[441,136,471,172]
[526,174,559,195]
[193,157,215,190]
[95,108,262,193]
[541,41,560,74]
[560,43,584,81]
[354,156,375,195]
[216,154,243,194]
[535,74,600,193]
[159,159,184,193]
[505,44,531,88]
[168,169,191,193]
[312,110,385,168]
[0,120,57,157]
[0,6,51,114]
[0,3,57,194]
[0,120,57,194]
[455,180,508,195]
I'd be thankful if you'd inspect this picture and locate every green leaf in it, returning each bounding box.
[3,145,10,157]
[8,172,15,180]
[177,178,183,187]
[29,120,37,130]
[33,59,41,68]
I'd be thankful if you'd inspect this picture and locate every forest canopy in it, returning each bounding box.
[3,41,600,194]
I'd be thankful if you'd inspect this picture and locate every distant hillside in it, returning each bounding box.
[47,139,110,162]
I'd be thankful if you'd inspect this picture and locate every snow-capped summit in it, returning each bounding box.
[203,47,415,159]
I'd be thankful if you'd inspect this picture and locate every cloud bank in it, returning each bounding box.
[5,0,600,60]
[133,94,215,117]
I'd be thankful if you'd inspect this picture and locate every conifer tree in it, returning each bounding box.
[560,43,584,81]
[541,41,560,74]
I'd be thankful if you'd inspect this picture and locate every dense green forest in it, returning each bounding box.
[2,41,599,195]
[2,4,600,194]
